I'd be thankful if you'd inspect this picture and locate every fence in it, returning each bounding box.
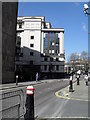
[0,88,26,119]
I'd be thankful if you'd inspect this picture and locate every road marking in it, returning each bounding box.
[56,117,89,118]
[55,90,89,102]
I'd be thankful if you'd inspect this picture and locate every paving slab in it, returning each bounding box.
[56,77,89,101]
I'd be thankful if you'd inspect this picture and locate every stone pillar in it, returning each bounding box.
[41,32,44,53]
[2,2,18,83]
[0,2,2,85]
[59,32,64,57]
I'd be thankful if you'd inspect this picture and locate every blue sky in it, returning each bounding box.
[18,2,88,62]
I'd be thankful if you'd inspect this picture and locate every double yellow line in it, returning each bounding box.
[55,89,89,102]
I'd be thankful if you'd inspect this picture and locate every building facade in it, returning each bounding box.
[2,2,18,84]
[16,16,65,80]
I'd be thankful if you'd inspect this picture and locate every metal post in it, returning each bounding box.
[24,86,35,120]
[77,78,79,85]
[16,75,18,85]
[69,76,73,92]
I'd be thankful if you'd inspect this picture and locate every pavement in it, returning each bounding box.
[0,76,89,102]
[0,79,68,90]
[55,75,89,102]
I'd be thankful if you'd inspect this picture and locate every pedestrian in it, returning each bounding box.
[36,72,39,82]
[84,74,88,86]
[77,74,79,85]
[69,75,73,92]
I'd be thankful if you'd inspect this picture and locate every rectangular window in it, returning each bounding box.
[44,57,48,61]
[20,53,23,57]
[30,52,33,56]
[55,50,58,54]
[50,57,53,61]
[40,54,44,57]
[30,60,33,65]
[56,58,59,61]
[52,50,54,54]
[19,24,22,28]
[31,36,34,39]
[56,65,59,71]
[30,44,34,47]
[44,65,47,71]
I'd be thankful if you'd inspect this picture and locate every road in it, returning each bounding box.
[34,79,88,119]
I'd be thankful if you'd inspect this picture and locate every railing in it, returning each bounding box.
[0,88,26,119]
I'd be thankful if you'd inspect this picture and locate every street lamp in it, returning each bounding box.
[83,4,90,15]
[83,3,90,73]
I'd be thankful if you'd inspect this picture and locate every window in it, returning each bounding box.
[20,53,23,57]
[50,57,53,61]
[30,60,33,65]
[19,24,22,28]
[31,36,34,39]
[49,64,53,71]
[55,50,58,54]
[44,57,48,61]
[56,58,59,61]
[30,52,33,56]
[52,50,54,54]
[40,54,44,57]
[44,65,47,71]
[30,44,34,47]
[56,65,59,71]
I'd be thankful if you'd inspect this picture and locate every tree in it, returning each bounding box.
[67,52,79,73]
[68,52,79,62]
[81,51,88,72]
[81,51,88,62]
[67,51,88,73]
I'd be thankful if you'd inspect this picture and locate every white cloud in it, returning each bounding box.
[82,23,87,31]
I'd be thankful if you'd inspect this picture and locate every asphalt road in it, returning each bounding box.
[34,79,88,119]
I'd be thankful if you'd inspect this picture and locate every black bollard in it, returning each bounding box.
[77,78,79,85]
[69,76,73,92]
[24,86,35,120]
[77,75,80,85]
[16,75,18,85]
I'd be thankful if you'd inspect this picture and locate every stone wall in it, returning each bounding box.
[0,1,2,84]
[2,2,18,83]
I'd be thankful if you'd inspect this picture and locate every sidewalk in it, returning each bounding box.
[56,76,88,101]
[0,78,67,90]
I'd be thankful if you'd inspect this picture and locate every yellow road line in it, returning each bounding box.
[55,90,89,102]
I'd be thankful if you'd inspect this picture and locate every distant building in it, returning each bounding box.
[65,59,88,74]
[16,16,65,80]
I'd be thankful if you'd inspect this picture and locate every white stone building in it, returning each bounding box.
[16,16,65,80]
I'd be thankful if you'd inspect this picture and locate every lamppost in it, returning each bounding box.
[49,63,53,78]
[83,4,90,15]
[83,3,90,73]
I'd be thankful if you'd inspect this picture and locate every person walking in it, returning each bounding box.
[84,74,88,86]
[36,72,39,82]
[77,74,80,85]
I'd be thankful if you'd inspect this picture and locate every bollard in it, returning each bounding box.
[16,75,18,85]
[69,76,73,92]
[24,86,35,120]
[77,78,79,85]
[77,75,80,85]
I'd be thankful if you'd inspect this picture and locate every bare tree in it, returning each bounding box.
[81,51,88,61]
[81,51,88,72]
[67,52,79,73]
[67,51,88,73]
